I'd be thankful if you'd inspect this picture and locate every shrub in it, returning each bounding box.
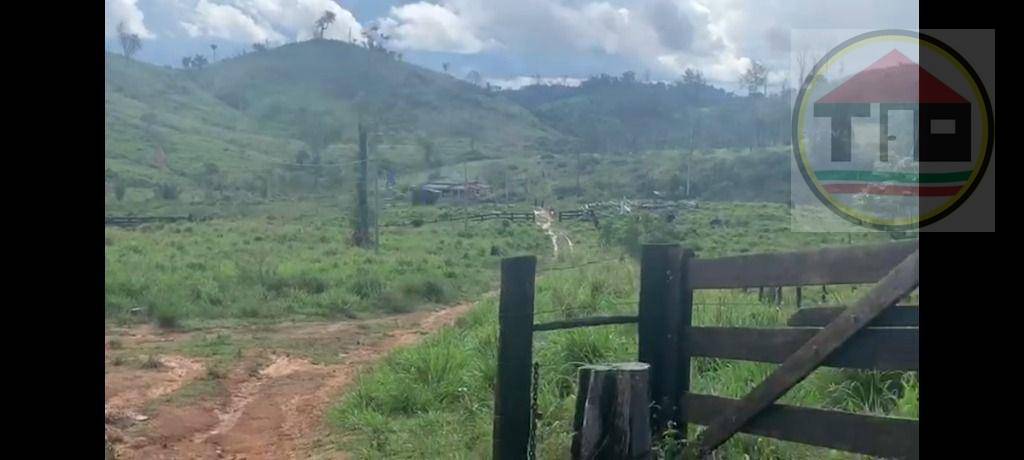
[401,278,453,304]
[155,182,180,200]
[150,304,182,329]
[374,291,415,314]
[140,355,163,369]
[351,273,386,300]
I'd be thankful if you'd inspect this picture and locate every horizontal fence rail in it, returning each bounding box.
[689,240,918,289]
[682,393,919,459]
[105,215,207,227]
[687,326,919,371]
[788,305,919,328]
[382,211,535,227]
[533,315,638,332]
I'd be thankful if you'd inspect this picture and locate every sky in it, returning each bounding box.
[104,0,918,90]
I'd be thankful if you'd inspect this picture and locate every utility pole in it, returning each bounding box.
[687,119,698,197]
[355,123,371,247]
[576,150,582,201]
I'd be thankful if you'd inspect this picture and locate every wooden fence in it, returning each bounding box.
[382,211,535,228]
[105,215,208,227]
[558,200,699,222]
[492,240,919,459]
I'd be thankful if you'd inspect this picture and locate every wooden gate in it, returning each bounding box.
[492,240,919,459]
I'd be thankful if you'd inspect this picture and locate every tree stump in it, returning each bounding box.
[571,363,652,460]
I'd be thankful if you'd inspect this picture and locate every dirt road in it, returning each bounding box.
[105,301,476,460]
[534,208,573,256]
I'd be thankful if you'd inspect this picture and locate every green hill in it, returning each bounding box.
[504,74,792,153]
[198,40,559,149]
[104,40,563,204]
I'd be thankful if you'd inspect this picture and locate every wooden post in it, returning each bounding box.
[374,168,380,253]
[493,256,537,460]
[796,286,802,308]
[354,123,371,247]
[637,244,691,440]
[571,363,652,460]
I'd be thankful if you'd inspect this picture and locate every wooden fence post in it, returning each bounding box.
[637,244,692,440]
[571,363,653,459]
[493,255,537,460]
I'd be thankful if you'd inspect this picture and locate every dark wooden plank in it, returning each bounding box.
[683,250,918,459]
[637,245,693,439]
[788,305,919,328]
[682,393,918,459]
[493,256,537,460]
[688,327,918,371]
[689,240,917,289]
[533,315,638,332]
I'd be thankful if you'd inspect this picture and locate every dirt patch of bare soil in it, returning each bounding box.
[105,301,476,460]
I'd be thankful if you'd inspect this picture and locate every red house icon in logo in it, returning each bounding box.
[813,50,970,163]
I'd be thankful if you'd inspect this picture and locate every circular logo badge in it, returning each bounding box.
[792,29,993,230]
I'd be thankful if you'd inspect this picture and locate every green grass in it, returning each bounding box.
[105,205,551,328]
[328,204,916,459]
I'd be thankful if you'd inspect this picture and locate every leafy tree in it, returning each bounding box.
[740,61,769,96]
[418,137,437,168]
[294,110,343,160]
[362,23,390,51]
[314,10,336,40]
[210,43,218,61]
[155,183,180,200]
[182,54,208,70]
[114,180,126,201]
[117,21,142,60]
[682,68,707,86]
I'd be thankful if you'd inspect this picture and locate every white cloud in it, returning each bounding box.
[181,0,285,42]
[377,0,915,84]
[380,2,493,54]
[108,0,917,84]
[148,0,363,44]
[378,0,737,81]
[239,0,364,42]
[485,75,584,90]
[105,0,156,38]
